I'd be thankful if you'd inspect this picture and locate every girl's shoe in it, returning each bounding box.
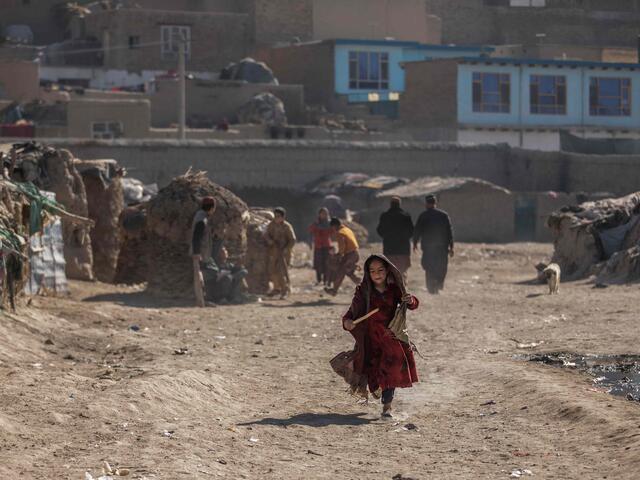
[382,403,393,418]
[371,387,382,400]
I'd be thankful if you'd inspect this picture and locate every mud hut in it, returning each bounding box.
[548,191,640,281]
[76,159,124,283]
[144,170,249,297]
[245,208,273,294]
[9,143,94,280]
[114,204,148,285]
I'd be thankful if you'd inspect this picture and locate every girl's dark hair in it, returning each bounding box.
[330,217,341,227]
[274,207,286,217]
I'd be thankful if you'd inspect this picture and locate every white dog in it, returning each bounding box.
[543,263,561,295]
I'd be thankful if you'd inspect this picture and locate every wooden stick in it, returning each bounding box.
[352,308,380,326]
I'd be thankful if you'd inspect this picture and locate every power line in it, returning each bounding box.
[41,40,167,56]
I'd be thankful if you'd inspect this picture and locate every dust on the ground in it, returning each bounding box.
[1,243,639,480]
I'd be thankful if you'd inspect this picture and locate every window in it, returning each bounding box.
[509,0,545,5]
[129,35,140,49]
[530,75,566,114]
[92,121,123,140]
[589,77,631,116]
[348,51,389,90]
[161,25,190,61]
[472,72,510,113]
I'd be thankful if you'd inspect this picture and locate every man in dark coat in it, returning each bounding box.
[412,194,454,294]
[376,196,414,281]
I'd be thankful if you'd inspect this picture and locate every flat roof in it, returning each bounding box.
[335,39,493,52]
[458,56,640,70]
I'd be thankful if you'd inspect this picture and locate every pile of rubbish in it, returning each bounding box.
[548,191,640,283]
[8,143,95,280]
[0,145,94,307]
[220,58,278,84]
[237,93,287,126]
[117,170,250,298]
[122,178,158,206]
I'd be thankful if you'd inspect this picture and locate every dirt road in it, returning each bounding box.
[1,243,639,479]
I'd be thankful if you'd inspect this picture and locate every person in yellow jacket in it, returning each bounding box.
[265,207,296,299]
[325,217,361,295]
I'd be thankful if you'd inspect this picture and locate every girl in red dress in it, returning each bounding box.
[339,254,419,417]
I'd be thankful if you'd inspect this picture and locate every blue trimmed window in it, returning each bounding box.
[530,75,566,115]
[472,72,510,113]
[348,51,389,90]
[589,77,631,116]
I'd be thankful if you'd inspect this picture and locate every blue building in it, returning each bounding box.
[401,56,640,149]
[333,39,490,104]
[258,39,492,118]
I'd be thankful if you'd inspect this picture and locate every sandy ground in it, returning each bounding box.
[1,242,640,480]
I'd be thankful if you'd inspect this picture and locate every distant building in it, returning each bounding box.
[257,40,491,117]
[73,8,250,72]
[0,0,66,44]
[400,56,640,149]
[425,0,640,48]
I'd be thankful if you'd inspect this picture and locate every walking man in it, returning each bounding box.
[266,207,296,299]
[325,218,360,295]
[412,194,454,294]
[191,196,218,307]
[376,196,414,282]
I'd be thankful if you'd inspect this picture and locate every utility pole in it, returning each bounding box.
[178,33,186,141]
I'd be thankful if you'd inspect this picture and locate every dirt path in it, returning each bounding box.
[1,243,639,479]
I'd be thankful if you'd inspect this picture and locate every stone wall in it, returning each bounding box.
[37,140,640,198]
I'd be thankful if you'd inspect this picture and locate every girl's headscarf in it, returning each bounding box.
[316,207,330,228]
[349,254,406,320]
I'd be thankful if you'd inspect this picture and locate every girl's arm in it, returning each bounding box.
[398,286,419,310]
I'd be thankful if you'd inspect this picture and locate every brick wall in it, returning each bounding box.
[38,140,640,198]
[149,78,305,126]
[399,59,458,129]
[0,0,66,44]
[0,60,39,101]
[84,9,249,72]
[254,42,335,108]
[424,0,640,47]
[249,0,313,45]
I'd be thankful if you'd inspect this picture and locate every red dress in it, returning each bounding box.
[343,284,419,393]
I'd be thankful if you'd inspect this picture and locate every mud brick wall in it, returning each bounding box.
[46,139,640,198]
[84,9,250,72]
[424,0,640,47]
[249,0,313,45]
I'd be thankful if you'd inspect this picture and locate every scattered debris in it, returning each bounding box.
[173,347,189,355]
[548,191,640,281]
[480,400,496,406]
[510,468,533,477]
[510,339,545,349]
[237,93,287,126]
[528,353,640,402]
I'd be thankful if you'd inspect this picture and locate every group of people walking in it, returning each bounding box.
[191,193,454,417]
[309,194,454,295]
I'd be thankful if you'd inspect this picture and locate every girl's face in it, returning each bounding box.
[319,210,328,221]
[368,259,388,288]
